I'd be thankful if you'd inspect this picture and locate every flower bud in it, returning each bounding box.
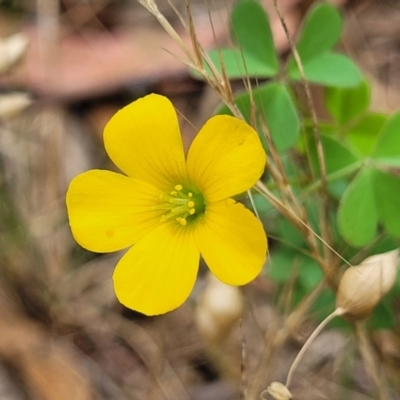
[264,382,292,400]
[196,273,243,344]
[336,250,398,321]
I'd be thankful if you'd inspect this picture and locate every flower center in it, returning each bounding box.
[156,184,206,226]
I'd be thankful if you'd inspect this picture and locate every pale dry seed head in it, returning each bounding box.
[336,249,398,321]
[265,381,292,400]
[0,93,31,118]
[0,33,28,74]
[195,273,243,344]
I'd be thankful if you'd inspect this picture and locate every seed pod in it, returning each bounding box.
[336,250,398,321]
[195,273,243,344]
[264,382,292,400]
[0,93,31,118]
[0,33,28,74]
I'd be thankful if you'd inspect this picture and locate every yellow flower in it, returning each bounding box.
[66,94,267,315]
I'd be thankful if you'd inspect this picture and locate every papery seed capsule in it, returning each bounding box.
[195,273,243,344]
[265,382,292,400]
[336,250,398,321]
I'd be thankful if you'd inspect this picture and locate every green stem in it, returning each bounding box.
[302,160,364,196]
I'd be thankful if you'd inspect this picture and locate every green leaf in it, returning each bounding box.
[372,112,400,167]
[277,218,305,248]
[206,48,275,79]
[267,249,296,282]
[293,3,342,64]
[298,257,324,290]
[217,82,300,152]
[368,237,399,257]
[373,170,400,237]
[311,289,347,325]
[255,83,300,151]
[249,193,275,217]
[231,0,279,75]
[289,53,363,87]
[286,4,362,87]
[345,113,387,157]
[368,301,396,330]
[337,167,378,247]
[328,179,349,201]
[308,134,359,175]
[325,80,370,125]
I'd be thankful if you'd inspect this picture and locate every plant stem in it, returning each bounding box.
[285,307,343,388]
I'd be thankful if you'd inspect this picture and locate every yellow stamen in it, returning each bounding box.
[178,217,187,226]
[156,184,205,226]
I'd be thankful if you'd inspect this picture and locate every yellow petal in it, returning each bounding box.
[104,94,188,191]
[113,222,200,315]
[66,170,163,253]
[187,115,266,202]
[195,199,267,285]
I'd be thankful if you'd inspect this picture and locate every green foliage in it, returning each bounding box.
[286,3,361,87]
[334,111,400,246]
[197,0,400,330]
[288,53,362,87]
[203,0,362,86]
[308,134,359,176]
[337,167,378,247]
[345,113,387,156]
[291,3,342,63]
[217,82,300,152]
[199,0,363,154]
[325,80,370,125]
[373,112,400,166]
[230,0,278,75]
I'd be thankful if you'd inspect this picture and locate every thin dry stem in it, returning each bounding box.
[138,0,195,64]
[354,323,389,400]
[285,307,343,387]
[109,313,191,400]
[259,119,304,218]
[255,181,345,288]
[247,280,326,399]
[271,0,334,262]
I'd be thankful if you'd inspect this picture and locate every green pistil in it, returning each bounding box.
[156,184,206,225]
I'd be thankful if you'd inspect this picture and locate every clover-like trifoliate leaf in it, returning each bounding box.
[325,80,370,125]
[345,113,387,157]
[231,0,279,75]
[294,2,342,64]
[372,111,400,167]
[373,170,400,237]
[288,53,363,87]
